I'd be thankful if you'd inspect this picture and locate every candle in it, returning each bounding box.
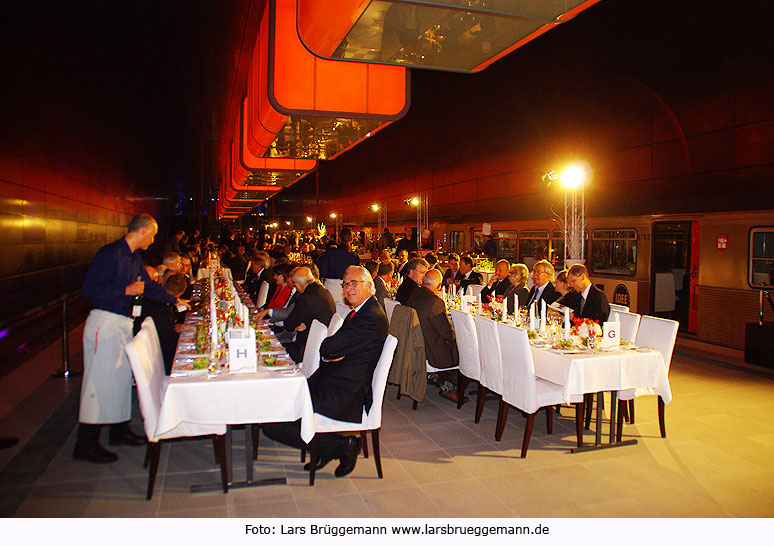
[540,300,546,333]
[477,294,482,315]
[529,303,536,330]
[501,298,507,322]
[442,286,446,303]
[564,306,571,340]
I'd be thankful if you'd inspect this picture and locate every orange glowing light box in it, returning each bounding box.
[296,0,602,73]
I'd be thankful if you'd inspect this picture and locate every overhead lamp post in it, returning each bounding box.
[329,212,342,238]
[405,194,429,249]
[544,161,590,268]
[370,203,385,250]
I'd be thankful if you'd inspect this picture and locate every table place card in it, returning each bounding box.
[602,320,621,349]
[228,327,257,374]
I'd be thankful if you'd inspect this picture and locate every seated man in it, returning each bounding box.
[395,257,429,304]
[525,259,561,308]
[263,265,389,477]
[456,255,483,294]
[139,274,188,374]
[566,263,610,324]
[480,259,511,302]
[441,253,461,289]
[281,266,335,363]
[405,269,461,401]
[255,269,298,344]
[394,249,409,278]
[374,261,394,308]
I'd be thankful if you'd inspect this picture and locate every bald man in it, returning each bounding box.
[405,269,459,371]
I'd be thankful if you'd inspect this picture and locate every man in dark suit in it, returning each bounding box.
[394,249,409,278]
[263,265,389,477]
[395,257,429,304]
[405,269,459,370]
[373,261,394,308]
[441,253,461,289]
[243,250,273,305]
[281,266,335,363]
[525,259,561,309]
[456,255,483,294]
[480,259,511,302]
[567,263,610,323]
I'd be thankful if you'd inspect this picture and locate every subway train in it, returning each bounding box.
[368,209,774,352]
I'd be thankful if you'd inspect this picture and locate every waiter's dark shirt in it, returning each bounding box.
[83,238,175,316]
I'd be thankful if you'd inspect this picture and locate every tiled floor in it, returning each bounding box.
[2,336,774,518]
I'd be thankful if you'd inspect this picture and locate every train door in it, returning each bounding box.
[651,221,699,333]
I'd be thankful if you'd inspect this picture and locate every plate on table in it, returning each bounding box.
[636,347,653,353]
[171,357,211,377]
[176,349,210,359]
[259,356,298,371]
[548,348,586,354]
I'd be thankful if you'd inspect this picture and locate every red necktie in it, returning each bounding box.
[346,310,356,322]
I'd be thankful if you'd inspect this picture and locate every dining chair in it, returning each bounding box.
[473,316,504,427]
[617,315,679,440]
[495,322,583,456]
[327,312,344,336]
[383,298,400,324]
[612,310,642,343]
[124,317,228,499]
[450,309,481,409]
[335,302,351,320]
[467,284,484,298]
[256,281,270,308]
[305,335,398,485]
[300,319,328,379]
[609,303,630,314]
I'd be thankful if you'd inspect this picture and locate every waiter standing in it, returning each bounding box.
[74,214,184,463]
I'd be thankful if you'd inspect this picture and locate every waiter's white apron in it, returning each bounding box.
[79,309,134,424]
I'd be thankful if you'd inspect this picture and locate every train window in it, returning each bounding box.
[472,230,484,252]
[450,231,465,253]
[492,231,517,261]
[519,230,549,268]
[750,228,774,288]
[591,229,637,276]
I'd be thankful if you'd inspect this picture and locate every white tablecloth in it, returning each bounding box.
[156,370,315,443]
[531,347,671,405]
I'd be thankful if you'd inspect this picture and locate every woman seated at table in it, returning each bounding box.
[554,269,580,309]
[265,262,293,309]
[504,263,530,314]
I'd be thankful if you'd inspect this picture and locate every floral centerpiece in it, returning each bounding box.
[571,317,602,347]
[477,257,494,271]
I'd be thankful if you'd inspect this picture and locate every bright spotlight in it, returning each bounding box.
[306,216,313,223]
[370,204,380,212]
[330,212,337,219]
[285,221,291,226]
[561,164,587,189]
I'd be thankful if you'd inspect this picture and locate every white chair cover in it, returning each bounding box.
[473,316,503,395]
[496,323,572,414]
[336,302,351,319]
[301,319,328,378]
[256,281,270,308]
[467,284,484,298]
[312,335,398,432]
[125,318,226,442]
[612,310,641,343]
[619,315,679,400]
[323,278,346,304]
[327,312,344,336]
[609,303,630,314]
[450,309,481,382]
[383,298,400,324]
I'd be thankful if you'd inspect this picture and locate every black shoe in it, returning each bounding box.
[73,442,118,463]
[334,436,361,478]
[0,437,19,450]
[303,455,335,472]
[108,428,146,446]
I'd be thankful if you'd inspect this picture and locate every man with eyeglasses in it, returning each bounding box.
[263,265,388,478]
[395,258,429,304]
[281,266,335,363]
[525,259,561,308]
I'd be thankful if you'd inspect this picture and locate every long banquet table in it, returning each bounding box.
[160,309,315,490]
[530,344,670,451]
